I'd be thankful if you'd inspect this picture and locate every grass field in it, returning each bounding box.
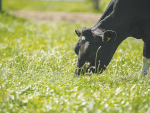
[0,12,150,113]
[3,0,110,13]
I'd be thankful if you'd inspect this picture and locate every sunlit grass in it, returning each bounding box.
[3,0,111,13]
[0,12,150,113]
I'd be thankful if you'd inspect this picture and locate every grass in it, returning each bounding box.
[0,12,150,113]
[3,0,111,13]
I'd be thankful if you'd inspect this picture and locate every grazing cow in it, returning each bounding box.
[74,0,150,75]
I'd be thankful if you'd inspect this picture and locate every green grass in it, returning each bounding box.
[3,0,111,13]
[0,12,150,113]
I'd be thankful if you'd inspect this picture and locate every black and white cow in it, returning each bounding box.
[74,0,150,75]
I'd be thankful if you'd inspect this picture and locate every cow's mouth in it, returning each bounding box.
[75,61,105,75]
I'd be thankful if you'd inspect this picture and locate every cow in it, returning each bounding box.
[74,0,150,76]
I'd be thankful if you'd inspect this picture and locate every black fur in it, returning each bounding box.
[74,0,150,75]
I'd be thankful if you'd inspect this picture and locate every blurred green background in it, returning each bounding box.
[2,0,111,13]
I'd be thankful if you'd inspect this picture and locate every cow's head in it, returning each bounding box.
[74,27,117,75]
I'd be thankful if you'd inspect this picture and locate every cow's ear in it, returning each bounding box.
[75,29,82,37]
[103,30,117,43]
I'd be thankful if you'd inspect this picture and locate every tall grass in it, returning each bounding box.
[0,12,150,113]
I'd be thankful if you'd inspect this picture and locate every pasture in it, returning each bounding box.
[3,0,110,13]
[0,0,150,112]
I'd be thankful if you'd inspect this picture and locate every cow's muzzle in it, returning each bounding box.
[75,62,105,76]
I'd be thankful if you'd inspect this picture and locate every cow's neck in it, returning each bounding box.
[94,0,144,36]
[97,35,126,69]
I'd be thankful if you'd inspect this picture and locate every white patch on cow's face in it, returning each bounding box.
[81,36,86,41]
[140,57,150,76]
